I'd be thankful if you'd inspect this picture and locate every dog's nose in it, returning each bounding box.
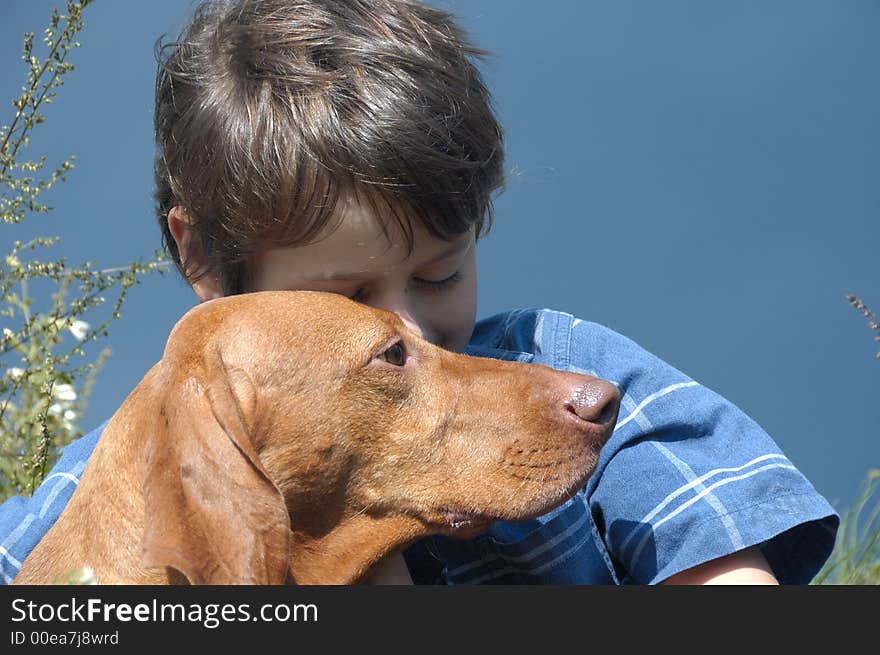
[565,378,620,430]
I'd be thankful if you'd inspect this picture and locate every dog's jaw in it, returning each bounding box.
[287,512,426,585]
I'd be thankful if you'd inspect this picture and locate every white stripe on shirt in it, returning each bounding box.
[0,513,35,572]
[0,544,23,570]
[629,462,798,563]
[39,464,84,519]
[620,453,791,553]
[614,381,700,431]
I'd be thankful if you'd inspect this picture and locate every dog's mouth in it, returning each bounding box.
[426,469,595,537]
[427,508,496,538]
[422,451,604,539]
[442,508,484,529]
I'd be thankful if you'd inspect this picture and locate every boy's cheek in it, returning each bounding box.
[437,277,477,353]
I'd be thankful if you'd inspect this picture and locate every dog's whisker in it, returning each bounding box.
[351,502,375,520]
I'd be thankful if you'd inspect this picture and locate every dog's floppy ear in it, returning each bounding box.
[141,350,291,584]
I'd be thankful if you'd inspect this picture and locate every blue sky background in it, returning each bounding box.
[2,0,878,514]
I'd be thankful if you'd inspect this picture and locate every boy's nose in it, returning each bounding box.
[370,296,428,341]
[393,309,428,341]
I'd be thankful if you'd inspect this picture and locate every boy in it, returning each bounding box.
[0,0,837,585]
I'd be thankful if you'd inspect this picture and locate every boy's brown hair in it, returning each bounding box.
[153,0,505,294]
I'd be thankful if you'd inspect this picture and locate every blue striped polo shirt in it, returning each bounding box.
[0,308,838,584]
[402,308,838,584]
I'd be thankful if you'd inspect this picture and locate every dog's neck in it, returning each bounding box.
[287,512,423,584]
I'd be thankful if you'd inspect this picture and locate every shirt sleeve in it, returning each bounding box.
[572,320,839,584]
[0,421,106,584]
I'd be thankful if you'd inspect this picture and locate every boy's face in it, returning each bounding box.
[248,194,478,353]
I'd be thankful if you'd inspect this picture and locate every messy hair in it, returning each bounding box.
[153,0,505,294]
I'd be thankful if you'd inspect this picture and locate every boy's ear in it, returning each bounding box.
[167,206,223,302]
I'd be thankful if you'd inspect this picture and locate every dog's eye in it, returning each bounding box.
[377,342,407,366]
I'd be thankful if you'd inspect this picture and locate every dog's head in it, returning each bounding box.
[141,291,619,584]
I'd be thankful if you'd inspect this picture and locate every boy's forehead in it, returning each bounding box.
[305,197,409,266]
[260,228,472,279]
[254,196,473,283]
[334,194,406,247]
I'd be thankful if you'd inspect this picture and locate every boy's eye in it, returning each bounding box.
[412,271,463,292]
[349,272,462,301]
[376,341,407,366]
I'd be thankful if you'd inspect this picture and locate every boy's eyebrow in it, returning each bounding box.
[423,238,472,265]
[312,239,471,281]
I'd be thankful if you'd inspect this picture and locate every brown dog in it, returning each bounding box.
[13,290,619,585]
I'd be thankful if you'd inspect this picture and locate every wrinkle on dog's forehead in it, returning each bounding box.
[178,291,406,371]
